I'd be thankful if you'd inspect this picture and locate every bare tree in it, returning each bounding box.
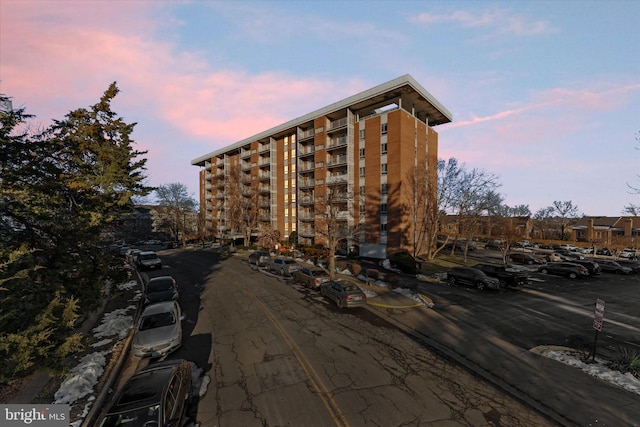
[155,183,197,246]
[551,200,580,240]
[451,168,501,262]
[624,131,640,214]
[314,185,359,279]
[225,164,260,247]
[533,206,555,240]
[420,158,465,260]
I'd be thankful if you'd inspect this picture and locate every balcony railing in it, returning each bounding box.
[327,135,348,150]
[327,155,347,167]
[298,179,315,188]
[326,174,348,185]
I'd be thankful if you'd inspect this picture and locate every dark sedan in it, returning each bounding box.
[98,359,192,427]
[447,267,500,290]
[320,280,367,308]
[143,276,179,305]
[509,252,544,265]
[474,264,530,287]
[597,260,632,274]
[538,262,589,279]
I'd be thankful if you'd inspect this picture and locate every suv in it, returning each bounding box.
[137,251,162,270]
[269,257,301,276]
[447,267,500,290]
[474,264,530,287]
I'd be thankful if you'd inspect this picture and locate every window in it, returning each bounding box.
[381,143,387,154]
[359,129,365,140]
[381,183,388,195]
[381,223,387,233]
[381,164,387,175]
[381,203,387,214]
[359,148,365,158]
[381,123,388,135]
[360,186,365,195]
[359,167,365,177]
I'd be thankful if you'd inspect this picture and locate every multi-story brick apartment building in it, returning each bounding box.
[191,75,452,259]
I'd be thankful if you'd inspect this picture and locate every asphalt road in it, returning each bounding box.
[145,249,557,427]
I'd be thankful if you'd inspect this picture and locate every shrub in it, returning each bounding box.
[389,251,421,274]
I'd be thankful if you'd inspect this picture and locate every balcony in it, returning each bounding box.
[258,158,271,168]
[299,196,314,206]
[327,155,347,167]
[259,185,271,194]
[298,129,314,141]
[259,143,271,153]
[299,161,315,172]
[327,117,348,133]
[327,135,348,150]
[326,174,348,185]
[299,178,315,189]
[299,211,315,221]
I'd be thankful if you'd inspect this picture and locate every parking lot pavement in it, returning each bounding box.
[362,276,640,427]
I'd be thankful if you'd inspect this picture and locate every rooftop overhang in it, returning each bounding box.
[192,74,452,167]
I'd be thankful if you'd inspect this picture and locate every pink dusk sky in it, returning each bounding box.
[1,1,639,216]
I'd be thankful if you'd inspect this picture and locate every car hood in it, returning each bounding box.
[134,323,181,347]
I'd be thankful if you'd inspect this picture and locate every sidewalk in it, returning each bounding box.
[363,284,640,427]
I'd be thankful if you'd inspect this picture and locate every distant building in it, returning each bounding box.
[192,74,452,258]
[572,216,640,247]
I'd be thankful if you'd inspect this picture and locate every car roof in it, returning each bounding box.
[148,276,174,284]
[110,363,181,412]
[141,300,178,316]
[139,251,157,255]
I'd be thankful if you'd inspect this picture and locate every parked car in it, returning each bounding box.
[569,259,601,276]
[556,249,585,260]
[137,251,162,270]
[144,276,179,305]
[616,259,640,273]
[559,244,579,252]
[320,279,367,308]
[509,252,544,265]
[248,251,271,267]
[597,259,632,274]
[474,264,530,287]
[537,262,589,279]
[132,301,182,358]
[118,246,131,257]
[269,257,301,276]
[533,251,562,262]
[596,248,613,256]
[293,266,330,289]
[447,267,500,290]
[619,248,638,259]
[125,248,142,264]
[484,240,504,250]
[97,359,192,427]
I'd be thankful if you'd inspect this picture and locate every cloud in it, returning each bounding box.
[410,8,557,36]
[445,82,640,130]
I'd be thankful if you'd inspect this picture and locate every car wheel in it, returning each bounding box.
[476,282,485,291]
[541,268,549,274]
[448,277,457,285]
[337,298,344,309]
[569,272,577,279]
[527,260,534,265]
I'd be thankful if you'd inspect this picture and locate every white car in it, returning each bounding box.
[132,301,182,358]
[137,251,162,270]
[619,248,638,259]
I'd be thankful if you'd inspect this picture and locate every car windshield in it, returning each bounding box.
[140,312,176,331]
[284,260,296,265]
[341,283,359,291]
[99,404,160,427]
[147,280,173,293]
